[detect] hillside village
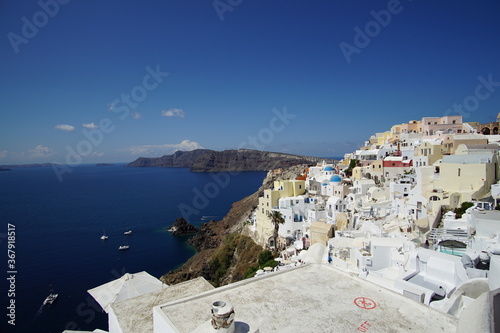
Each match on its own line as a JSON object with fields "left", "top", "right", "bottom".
{"left": 73, "top": 114, "right": 500, "bottom": 333}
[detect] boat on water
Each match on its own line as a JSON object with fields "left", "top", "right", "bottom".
{"left": 101, "top": 228, "right": 108, "bottom": 240}
{"left": 43, "top": 290, "right": 58, "bottom": 305}
{"left": 124, "top": 230, "right": 132, "bottom": 235}
{"left": 43, "top": 293, "right": 58, "bottom": 305}
{"left": 118, "top": 245, "right": 130, "bottom": 251}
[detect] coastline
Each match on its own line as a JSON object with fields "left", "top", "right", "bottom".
{"left": 161, "top": 164, "right": 309, "bottom": 286}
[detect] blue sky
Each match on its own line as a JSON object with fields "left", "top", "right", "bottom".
{"left": 1, "top": 0, "right": 500, "bottom": 164}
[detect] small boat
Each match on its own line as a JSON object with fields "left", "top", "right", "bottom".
{"left": 43, "top": 287, "right": 58, "bottom": 305}
{"left": 43, "top": 293, "right": 58, "bottom": 305}
{"left": 118, "top": 245, "right": 129, "bottom": 251}
{"left": 101, "top": 228, "right": 108, "bottom": 240}
{"left": 124, "top": 230, "right": 132, "bottom": 235}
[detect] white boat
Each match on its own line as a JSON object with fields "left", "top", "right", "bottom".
{"left": 124, "top": 230, "right": 132, "bottom": 235}
{"left": 43, "top": 293, "right": 58, "bottom": 305}
{"left": 118, "top": 245, "right": 130, "bottom": 251}
{"left": 101, "top": 228, "right": 108, "bottom": 240}
{"left": 43, "top": 288, "right": 58, "bottom": 305}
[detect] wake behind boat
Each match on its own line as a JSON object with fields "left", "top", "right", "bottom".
{"left": 118, "top": 245, "right": 129, "bottom": 251}
{"left": 124, "top": 230, "right": 132, "bottom": 235}
{"left": 101, "top": 228, "right": 108, "bottom": 240}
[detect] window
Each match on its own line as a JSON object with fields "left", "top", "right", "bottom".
{"left": 299, "top": 185, "right": 302, "bottom": 189}
{"left": 458, "top": 168, "right": 461, "bottom": 177}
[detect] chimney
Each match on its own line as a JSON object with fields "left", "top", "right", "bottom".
{"left": 211, "top": 301, "right": 235, "bottom": 333}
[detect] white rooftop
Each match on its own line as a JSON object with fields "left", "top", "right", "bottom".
{"left": 441, "top": 153, "right": 494, "bottom": 164}
{"left": 110, "top": 277, "right": 214, "bottom": 333}
{"left": 156, "top": 264, "right": 457, "bottom": 332}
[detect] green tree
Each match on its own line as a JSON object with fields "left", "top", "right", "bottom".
{"left": 269, "top": 210, "right": 285, "bottom": 254}
{"left": 344, "top": 159, "right": 359, "bottom": 177}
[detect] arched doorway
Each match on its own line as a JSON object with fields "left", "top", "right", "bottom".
{"left": 482, "top": 127, "right": 491, "bottom": 135}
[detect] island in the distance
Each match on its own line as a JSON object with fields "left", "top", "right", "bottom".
{"left": 0, "top": 163, "right": 57, "bottom": 169}
{"left": 126, "top": 149, "right": 336, "bottom": 172}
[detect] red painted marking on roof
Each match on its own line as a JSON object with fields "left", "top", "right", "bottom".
{"left": 354, "top": 297, "right": 377, "bottom": 310}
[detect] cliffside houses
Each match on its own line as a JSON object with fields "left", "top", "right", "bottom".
{"left": 77, "top": 114, "right": 500, "bottom": 333}
{"left": 246, "top": 114, "right": 500, "bottom": 327}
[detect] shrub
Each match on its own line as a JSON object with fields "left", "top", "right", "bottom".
{"left": 453, "top": 201, "right": 474, "bottom": 218}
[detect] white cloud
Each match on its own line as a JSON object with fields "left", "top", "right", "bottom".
{"left": 83, "top": 122, "right": 98, "bottom": 129}
{"left": 92, "top": 152, "right": 104, "bottom": 157}
{"left": 126, "top": 139, "right": 202, "bottom": 156}
{"left": 28, "top": 145, "right": 53, "bottom": 158}
{"left": 108, "top": 103, "right": 116, "bottom": 111}
{"left": 161, "top": 108, "right": 185, "bottom": 118}
{"left": 0, "top": 150, "right": 7, "bottom": 159}
{"left": 55, "top": 124, "right": 75, "bottom": 132}
{"left": 132, "top": 112, "right": 142, "bottom": 119}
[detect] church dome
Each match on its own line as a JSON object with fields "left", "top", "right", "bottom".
{"left": 324, "top": 166, "right": 334, "bottom": 171}
{"left": 330, "top": 175, "right": 342, "bottom": 183}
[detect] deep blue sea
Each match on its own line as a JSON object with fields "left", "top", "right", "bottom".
{"left": 0, "top": 165, "right": 266, "bottom": 333}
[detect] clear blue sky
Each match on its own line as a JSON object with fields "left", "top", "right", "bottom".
{"left": 1, "top": 0, "right": 500, "bottom": 164}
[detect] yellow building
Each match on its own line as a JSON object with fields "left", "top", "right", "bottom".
{"left": 376, "top": 131, "right": 392, "bottom": 146}
{"left": 254, "top": 180, "right": 306, "bottom": 246}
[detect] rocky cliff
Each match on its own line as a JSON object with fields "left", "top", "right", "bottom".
{"left": 160, "top": 164, "right": 308, "bottom": 286}
{"left": 127, "top": 149, "right": 335, "bottom": 172}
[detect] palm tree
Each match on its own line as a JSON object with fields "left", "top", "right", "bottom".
{"left": 269, "top": 210, "right": 285, "bottom": 254}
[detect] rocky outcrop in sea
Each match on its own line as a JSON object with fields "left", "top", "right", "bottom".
{"left": 167, "top": 217, "right": 199, "bottom": 236}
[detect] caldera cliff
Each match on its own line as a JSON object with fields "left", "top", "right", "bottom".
{"left": 127, "top": 149, "right": 335, "bottom": 172}
{"left": 160, "top": 164, "right": 308, "bottom": 287}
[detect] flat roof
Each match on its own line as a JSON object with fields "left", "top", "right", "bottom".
{"left": 158, "top": 264, "right": 457, "bottom": 332}
{"left": 111, "top": 277, "right": 214, "bottom": 333}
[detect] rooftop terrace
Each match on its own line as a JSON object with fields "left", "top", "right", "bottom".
{"left": 156, "top": 264, "right": 458, "bottom": 332}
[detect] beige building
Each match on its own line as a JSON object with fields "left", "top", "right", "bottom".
{"left": 413, "top": 141, "right": 443, "bottom": 167}
{"left": 442, "top": 134, "right": 488, "bottom": 155}
{"left": 421, "top": 116, "right": 463, "bottom": 136}
{"left": 391, "top": 120, "right": 421, "bottom": 134}
{"left": 368, "top": 159, "right": 384, "bottom": 182}
{"left": 435, "top": 153, "right": 499, "bottom": 206}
